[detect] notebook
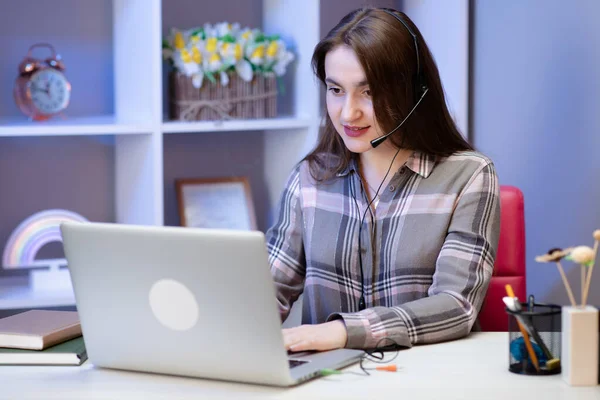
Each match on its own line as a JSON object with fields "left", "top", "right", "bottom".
{"left": 60, "top": 222, "right": 364, "bottom": 386}
{"left": 0, "top": 336, "right": 87, "bottom": 365}
{"left": 0, "top": 310, "right": 81, "bottom": 350}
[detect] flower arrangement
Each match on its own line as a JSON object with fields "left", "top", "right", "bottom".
{"left": 535, "top": 229, "right": 600, "bottom": 307}
{"left": 162, "top": 22, "right": 295, "bottom": 89}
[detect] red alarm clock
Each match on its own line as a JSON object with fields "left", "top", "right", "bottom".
{"left": 13, "top": 43, "right": 71, "bottom": 121}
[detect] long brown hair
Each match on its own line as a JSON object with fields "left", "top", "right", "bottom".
{"left": 305, "top": 7, "right": 473, "bottom": 181}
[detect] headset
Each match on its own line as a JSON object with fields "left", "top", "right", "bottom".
{"left": 352, "top": 9, "right": 428, "bottom": 311}
{"left": 370, "top": 8, "right": 429, "bottom": 149}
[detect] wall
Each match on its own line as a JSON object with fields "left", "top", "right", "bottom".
{"left": 471, "top": 0, "right": 600, "bottom": 306}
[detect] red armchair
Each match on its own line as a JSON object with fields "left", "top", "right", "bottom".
{"left": 478, "top": 185, "right": 527, "bottom": 331}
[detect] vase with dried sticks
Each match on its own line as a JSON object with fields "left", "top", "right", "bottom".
{"left": 534, "top": 229, "right": 600, "bottom": 386}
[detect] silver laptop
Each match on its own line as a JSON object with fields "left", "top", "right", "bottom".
{"left": 60, "top": 222, "right": 363, "bottom": 386}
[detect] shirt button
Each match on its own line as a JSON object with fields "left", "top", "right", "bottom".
{"left": 389, "top": 185, "right": 395, "bottom": 192}
{"left": 400, "top": 168, "right": 405, "bottom": 174}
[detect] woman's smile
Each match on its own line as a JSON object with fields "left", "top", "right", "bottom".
{"left": 343, "top": 125, "right": 371, "bottom": 137}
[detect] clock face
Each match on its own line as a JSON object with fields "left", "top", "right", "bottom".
{"left": 27, "top": 68, "right": 71, "bottom": 115}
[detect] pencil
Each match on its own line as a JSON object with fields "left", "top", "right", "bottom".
{"left": 505, "top": 284, "right": 540, "bottom": 372}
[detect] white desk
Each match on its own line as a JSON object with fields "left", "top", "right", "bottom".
{"left": 1, "top": 333, "right": 598, "bottom": 399}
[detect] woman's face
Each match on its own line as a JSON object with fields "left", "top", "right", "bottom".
{"left": 325, "top": 45, "right": 384, "bottom": 154}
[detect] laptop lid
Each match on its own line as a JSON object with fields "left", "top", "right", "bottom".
{"left": 60, "top": 222, "right": 362, "bottom": 386}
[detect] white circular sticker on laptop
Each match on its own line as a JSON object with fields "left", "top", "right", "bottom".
{"left": 149, "top": 279, "right": 199, "bottom": 331}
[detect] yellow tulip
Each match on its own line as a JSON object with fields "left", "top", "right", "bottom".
{"left": 251, "top": 45, "right": 265, "bottom": 60}
{"left": 234, "top": 43, "right": 242, "bottom": 61}
{"left": 267, "top": 41, "right": 278, "bottom": 58}
{"left": 181, "top": 49, "right": 192, "bottom": 63}
{"left": 192, "top": 47, "right": 202, "bottom": 64}
{"left": 206, "top": 37, "right": 218, "bottom": 53}
{"left": 174, "top": 32, "right": 185, "bottom": 49}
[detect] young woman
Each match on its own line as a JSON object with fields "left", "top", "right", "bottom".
{"left": 266, "top": 7, "right": 500, "bottom": 352}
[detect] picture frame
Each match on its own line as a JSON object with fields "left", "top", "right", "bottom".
{"left": 175, "top": 177, "right": 257, "bottom": 231}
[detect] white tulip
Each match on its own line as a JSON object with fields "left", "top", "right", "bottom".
{"left": 235, "top": 59, "right": 253, "bottom": 82}
{"left": 192, "top": 73, "right": 204, "bottom": 89}
{"left": 220, "top": 71, "right": 229, "bottom": 86}
{"left": 273, "top": 51, "right": 294, "bottom": 76}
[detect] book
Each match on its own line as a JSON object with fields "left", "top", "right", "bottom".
{"left": 0, "top": 310, "right": 81, "bottom": 350}
{"left": 0, "top": 336, "right": 87, "bottom": 365}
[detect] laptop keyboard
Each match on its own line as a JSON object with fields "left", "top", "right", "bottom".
{"left": 288, "top": 359, "right": 309, "bottom": 368}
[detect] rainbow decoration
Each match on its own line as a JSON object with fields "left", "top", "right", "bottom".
{"left": 2, "top": 209, "right": 88, "bottom": 269}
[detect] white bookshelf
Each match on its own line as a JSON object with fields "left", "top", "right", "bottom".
{"left": 0, "top": 0, "right": 321, "bottom": 226}
{"left": 0, "top": 279, "right": 75, "bottom": 310}
{"left": 0, "top": 0, "right": 469, "bottom": 311}
{"left": 0, "top": 116, "right": 152, "bottom": 136}
{"left": 0, "top": 0, "right": 321, "bottom": 310}
{"left": 162, "top": 116, "right": 312, "bottom": 134}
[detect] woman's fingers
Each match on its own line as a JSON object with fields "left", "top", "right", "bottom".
{"left": 283, "top": 327, "right": 313, "bottom": 351}
{"left": 282, "top": 328, "right": 300, "bottom": 350}
{"left": 281, "top": 322, "right": 346, "bottom": 352}
{"left": 288, "top": 340, "right": 311, "bottom": 352}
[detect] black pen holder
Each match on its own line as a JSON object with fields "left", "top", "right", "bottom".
{"left": 506, "top": 302, "right": 562, "bottom": 375}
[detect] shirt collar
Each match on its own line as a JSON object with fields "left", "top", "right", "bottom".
{"left": 405, "top": 150, "right": 436, "bottom": 179}
{"left": 336, "top": 157, "right": 358, "bottom": 177}
{"left": 336, "top": 150, "right": 437, "bottom": 178}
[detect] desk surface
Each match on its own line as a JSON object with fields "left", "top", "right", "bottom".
{"left": 1, "top": 332, "right": 598, "bottom": 399}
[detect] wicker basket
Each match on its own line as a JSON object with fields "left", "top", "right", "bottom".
{"left": 168, "top": 72, "right": 278, "bottom": 121}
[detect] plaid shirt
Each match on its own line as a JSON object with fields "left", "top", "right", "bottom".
{"left": 266, "top": 150, "right": 500, "bottom": 349}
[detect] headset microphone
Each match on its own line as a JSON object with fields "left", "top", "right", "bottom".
{"left": 369, "top": 87, "right": 428, "bottom": 149}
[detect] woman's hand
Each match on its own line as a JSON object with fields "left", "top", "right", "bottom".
{"left": 282, "top": 320, "right": 348, "bottom": 352}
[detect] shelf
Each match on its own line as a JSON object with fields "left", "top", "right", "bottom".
{"left": 162, "top": 116, "right": 312, "bottom": 134}
{"left": 0, "top": 116, "right": 153, "bottom": 137}
{"left": 0, "top": 278, "right": 75, "bottom": 310}
{"left": 0, "top": 116, "right": 314, "bottom": 136}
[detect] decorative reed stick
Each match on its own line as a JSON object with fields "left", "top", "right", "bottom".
{"left": 581, "top": 264, "right": 586, "bottom": 305}
{"left": 567, "top": 246, "right": 595, "bottom": 307}
{"left": 535, "top": 248, "right": 576, "bottom": 307}
{"left": 556, "top": 260, "right": 577, "bottom": 308}
{"left": 582, "top": 230, "right": 600, "bottom": 306}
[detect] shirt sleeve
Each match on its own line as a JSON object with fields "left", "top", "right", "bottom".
{"left": 327, "top": 161, "right": 501, "bottom": 349}
{"left": 265, "top": 166, "right": 306, "bottom": 322}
